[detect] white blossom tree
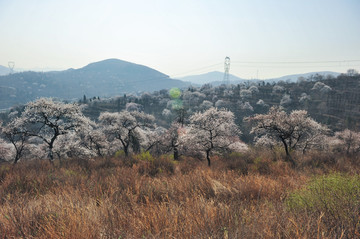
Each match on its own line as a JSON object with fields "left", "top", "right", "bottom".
{"left": 1, "top": 118, "right": 29, "bottom": 164}
{"left": 334, "top": 129, "right": 360, "bottom": 155}
{"left": 248, "top": 85, "right": 259, "bottom": 94}
{"left": 199, "top": 100, "right": 213, "bottom": 111}
{"left": 246, "top": 106, "right": 328, "bottom": 166}
{"left": 312, "top": 81, "right": 332, "bottom": 93}
{"left": 78, "top": 125, "right": 110, "bottom": 157}
{"left": 99, "top": 111, "right": 155, "bottom": 157}
{"left": 280, "top": 94, "right": 292, "bottom": 106}
{"left": 53, "top": 132, "right": 95, "bottom": 160}
{"left": 0, "top": 137, "right": 13, "bottom": 162}
{"left": 187, "top": 107, "right": 241, "bottom": 166}
{"left": 272, "top": 85, "right": 285, "bottom": 94}
{"left": 240, "top": 89, "right": 252, "bottom": 99}
{"left": 299, "top": 93, "right": 311, "bottom": 103}
{"left": 125, "top": 102, "right": 143, "bottom": 112}
{"left": 141, "top": 126, "right": 167, "bottom": 155}
{"left": 240, "top": 101, "right": 254, "bottom": 111}
{"left": 157, "top": 122, "right": 187, "bottom": 160}
{"left": 18, "top": 98, "right": 91, "bottom": 162}
{"left": 256, "top": 99, "right": 267, "bottom": 107}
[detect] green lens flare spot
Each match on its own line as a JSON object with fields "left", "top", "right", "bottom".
{"left": 169, "top": 88, "right": 181, "bottom": 99}
{"left": 171, "top": 99, "right": 183, "bottom": 110}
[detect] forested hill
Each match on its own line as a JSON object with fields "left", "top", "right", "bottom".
{"left": 1, "top": 71, "right": 359, "bottom": 143}
{"left": 0, "top": 59, "right": 189, "bottom": 110}
{"left": 73, "top": 72, "right": 359, "bottom": 140}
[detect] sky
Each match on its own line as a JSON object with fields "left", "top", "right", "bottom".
{"left": 1, "top": 0, "right": 360, "bottom": 79}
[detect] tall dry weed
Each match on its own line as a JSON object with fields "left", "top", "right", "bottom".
{"left": 0, "top": 153, "right": 358, "bottom": 238}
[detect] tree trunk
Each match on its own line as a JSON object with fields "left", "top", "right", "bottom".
{"left": 285, "top": 154, "right": 296, "bottom": 168}
{"left": 123, "top": 146, "right": 129, "bottom": 157}
{"left": 281, "top": 138, "right": 290, "bottom": 156}
{"left": 173, "top": 147, "right": 179, "bottom": 161}
{"left": 13, "top": 154, "right": 20, "bottom": 164}
{"left": 48, "top": 147, "right": 54, "bottom": 162}
{"left": 281, "top": 138, "right": 296, "bottom": 167}
{"left": 206, "top": 149, "right": 211, "bottom": 167}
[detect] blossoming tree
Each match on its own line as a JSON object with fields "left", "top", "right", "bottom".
{"left": 187, "top": 107, "right": 241, "bottom": 166}
{"left": 99, "top": 110, "right": 155, "bottom": 156}
{"left": 16, "top": 98, "right": 91, "bottom": 162}
{"left": 246, "top": 106, "right": 328, "bottom": 166}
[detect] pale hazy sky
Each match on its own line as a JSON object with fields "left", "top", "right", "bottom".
{"left": 1, "top": 0, "right": 360, "bottom": 79}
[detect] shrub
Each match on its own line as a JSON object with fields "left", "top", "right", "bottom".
{"left": 224, "top": 152, "right": 248, "bottom": 175}
{"left": 137, "top": 153, "right": 175, "bottom": 177}
{"left": 299, "top": 151, "right": 336, "bottom": 169}
{"left": 134, "top": 151, "right": 154, "bottom": 162}
{"left": 114, "top": 150, "right": 125, "bottom": 158}
{"left": 251, "top": 157, "right": 271, "bottom": 175}
{"left": 178, "top": 156, "right": 201, "bottom": 174}
{"left": 286, "top": 173, "right": 360, "bottom": 235}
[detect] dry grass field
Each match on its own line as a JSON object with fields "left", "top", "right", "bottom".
{"left": 0, "top": 150, "right": 359, "bottom": 238}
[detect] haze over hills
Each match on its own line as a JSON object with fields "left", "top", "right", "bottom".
{"left": 268, "top": 71, "right": 341, "bottom": 83}
{"left": 0, "top": 58, "right": 344, "bottom": 110}
{"left": 0, "top": 65, "right": 11, "bottom": 76}
{"left": 0, "top": 59, "right": 189, "bottom": 110}
{"left": 178, "top": 71, "right": 247, "bottom": 85}
{"left": 179, "top": 71, "right": 341, "bottom": 86}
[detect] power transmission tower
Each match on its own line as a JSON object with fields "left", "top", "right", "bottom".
{"left": 8, "top": 61, "right": 15, "bottom": 74}
{"left": 223, "top": 56, "right": 230, "bottom": 84}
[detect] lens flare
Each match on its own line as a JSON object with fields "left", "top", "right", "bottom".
{"left": 169, "top": 88, "right": 181, "bottom": 99}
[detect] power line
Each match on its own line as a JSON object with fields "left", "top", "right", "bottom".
{"left": 232, "top": 60, "right": 360, "bottom": 64}
{"left": 230, "top": 64, "right": 360, "bottom": 69}
{"left": 169, "top": 62, "right": 223, "bottom": 78}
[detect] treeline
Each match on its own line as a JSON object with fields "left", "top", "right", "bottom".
{"left": 0, "top": 97, "right": 359, "bottom": 166}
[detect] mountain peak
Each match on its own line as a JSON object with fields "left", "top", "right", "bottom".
{"left": 81, "top": 58, "right": 136, "bottom": 70}
{"left": 0, "top": 59, "right": 188, "bottom": 109}
{"left": 79, "top": 58, "right": 169, "bottom": 78}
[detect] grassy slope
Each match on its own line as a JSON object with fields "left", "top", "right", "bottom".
{"left": 0, "top": 151, "right": 359, "bottom": 238}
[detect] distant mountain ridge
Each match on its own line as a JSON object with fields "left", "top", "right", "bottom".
{"left": 0, "top": 59, "right": 189, "bottom": 110}
{"left": 178, "top": 71, "right": 247, "bottom": 85}
{"left": 0, "top": 65, "right": 10, "bottom": 76}
{"left": 268, "top": 71, "right": 341, "bottom": 83}
{"left": 0, "top": 58, "right": 343, "bottom": 110}
{"left": 179, "top": 71, "right": 341, "bottom": 85}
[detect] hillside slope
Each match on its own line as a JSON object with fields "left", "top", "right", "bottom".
{"left": 179, "top": 71, "right": 340, "bottom": 85}
{"left": 0, "top": 65, "right": 10, "bottom": 76}
{"left": 0, "top": 59, "right": 189, "bottom": 109}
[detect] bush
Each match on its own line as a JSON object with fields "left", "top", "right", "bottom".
{"left": 134, "top": 151, "right": 154, "bottom": 162}
{"left": 251, "top": 157, "right": 271, "bottom": 175}
{"left": 286, "top": 173, "right": 360, "bottom": 235}
{"left": 299, "top": 151, "right": 336, "bottom": 169}
{"left": 224, "top": 152, "right": 248, "bottom": 175}
{"left": 137, "top": 153, "right": 175, "bottom": 177}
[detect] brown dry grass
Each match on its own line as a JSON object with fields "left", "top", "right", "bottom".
{"left": 0, "top": 152, "right": 359, "bottom": 238}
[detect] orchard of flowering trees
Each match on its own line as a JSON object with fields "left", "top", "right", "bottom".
{"left": 0, "top": 97, "right": 359, "bottom": 166}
